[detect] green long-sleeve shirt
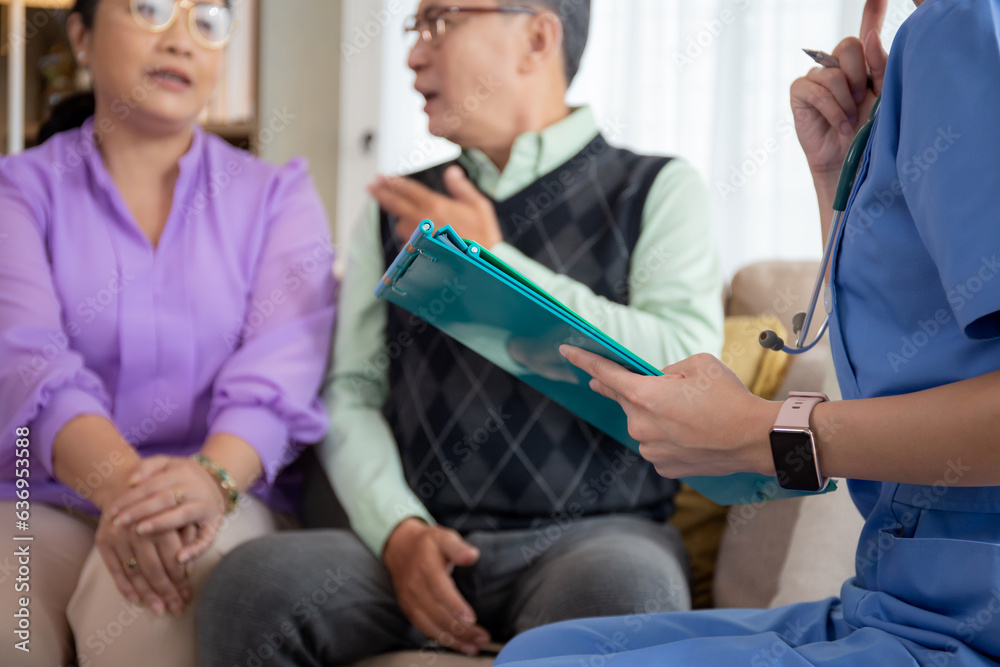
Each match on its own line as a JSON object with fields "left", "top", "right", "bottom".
{"left": 321, "top": 106, "right": 724, "bottom": 556}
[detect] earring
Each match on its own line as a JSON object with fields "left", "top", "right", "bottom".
{"left": 77, "top": 52, "right": 86, "bottom": 65}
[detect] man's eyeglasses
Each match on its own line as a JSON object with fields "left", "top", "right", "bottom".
{"left": 130, "top": 0, "right": 235, "bottom": 50}
{"left": 404, "top": 6, "right": 537, "bottom": 46}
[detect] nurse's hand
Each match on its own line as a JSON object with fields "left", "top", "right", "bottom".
{"left": 790, "top": 0, "right": 889, "bottom": 194}
{"left": 560, "top": 346, "right": 780, "bottom": 480}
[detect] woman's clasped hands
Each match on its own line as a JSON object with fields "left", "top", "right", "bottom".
{"left": 94, "top": 455, "right": 231, "bottom": 617}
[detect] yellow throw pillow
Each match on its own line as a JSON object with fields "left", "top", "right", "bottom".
{"left": 722, "top": 315, "right": 791, "bottom": 401}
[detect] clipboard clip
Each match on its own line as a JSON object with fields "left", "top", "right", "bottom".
{"left": 404, "top": 241, "right": 438, "bottom": 263}
{"left": 381, "top": 274, "right": 409, "bottom": 297}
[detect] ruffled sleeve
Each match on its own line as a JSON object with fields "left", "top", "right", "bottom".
{"left": 0, "top": 157, "right": 112, "bottom": 476}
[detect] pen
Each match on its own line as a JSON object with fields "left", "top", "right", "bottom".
{"left": 803, "top": 48, "right": 874, "bottom": 90}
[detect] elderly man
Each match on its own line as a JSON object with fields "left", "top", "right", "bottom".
{"left": 198, "top": 1, "right": 722, "bottom": 664}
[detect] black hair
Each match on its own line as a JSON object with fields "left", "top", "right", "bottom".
{"left": 72, "top": 0, "right": 99, "bottom": 28}
{"left": 38, "top": 0, "right": 230, "bottom": 143}
{"left": 35, "top": 1, "right": 99, "bottom": 141}
{"left": 35, "top": 92, "right": 97, "bottom": 144}
{"left": 503, "top": 0, "right": 591, "bottom": 86}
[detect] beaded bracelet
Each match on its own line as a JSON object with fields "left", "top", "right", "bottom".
{"left": 192, "top": 454, "right": 239, "bottom": 514}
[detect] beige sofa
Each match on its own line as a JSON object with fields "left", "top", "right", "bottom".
{"left": 338, "top": 261, "right": 865, "bottom": 667}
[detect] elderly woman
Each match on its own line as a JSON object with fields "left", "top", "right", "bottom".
{"left": 0, "top": 1, "right": 335, "bottom": 664}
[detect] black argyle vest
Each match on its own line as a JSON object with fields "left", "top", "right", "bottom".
{"left": 379, "top": 135, "right": 679, "bottom": 533}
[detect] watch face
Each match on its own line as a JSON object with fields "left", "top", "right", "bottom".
{"left": 770, "top": 430, "right": 824, "bottom": 492}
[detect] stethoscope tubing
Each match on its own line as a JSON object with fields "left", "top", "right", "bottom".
{"left": 765, "top": 97, "right": 882, "bottom": 356}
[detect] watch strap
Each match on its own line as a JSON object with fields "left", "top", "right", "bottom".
{"left": 774, "top": 391, "right": 829, "bottom": 431}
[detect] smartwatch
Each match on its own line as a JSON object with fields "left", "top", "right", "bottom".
{"left": 769, "top": 391, "right": 829, "bottom": 492}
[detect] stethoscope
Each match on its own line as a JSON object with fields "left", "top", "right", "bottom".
{"left": 759, "top": 95, "right": 881, "bottom": 354}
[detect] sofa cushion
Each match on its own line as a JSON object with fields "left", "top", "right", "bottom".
{"left": 352, "top": 651, "right": 496, "bottom": 667}
{"left": 714, "top": 484, "right": 864, "bottom": 609}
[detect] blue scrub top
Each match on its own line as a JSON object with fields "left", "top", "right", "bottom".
{"left": 493, "top": 3, "right": 1000, "bottom": 664}
{"left": 827, "top": 0, "right": 1000, "bottom": 657}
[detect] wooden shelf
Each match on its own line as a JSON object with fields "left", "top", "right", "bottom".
{"left": 4, "top": 2, "right": 259, "bottom": 155}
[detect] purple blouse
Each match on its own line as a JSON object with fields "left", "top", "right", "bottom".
{"left": 0, "top": 118, "right": 336, "bottom": 515}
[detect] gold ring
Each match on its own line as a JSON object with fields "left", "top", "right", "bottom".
{"left": 173, "top": 488, "right": 184, "bottom": 505}
{"left": 124, "top": 557, "right": 138, "bottom": 570}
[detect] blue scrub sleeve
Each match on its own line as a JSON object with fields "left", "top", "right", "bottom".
{"left": 897, "top": 0, "right": 1000, "bottom": 340}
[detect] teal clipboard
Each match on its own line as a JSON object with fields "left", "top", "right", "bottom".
{"left": 376, "top": 220, "right": 835, "bottom": 506}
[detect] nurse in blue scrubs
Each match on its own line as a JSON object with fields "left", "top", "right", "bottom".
{"left": 494, "top": 0, "right": 1000, "bottom": 664}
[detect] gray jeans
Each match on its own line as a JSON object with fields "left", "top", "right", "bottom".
{"left": 196, "top": 514, "right": 690, "bottom": 667}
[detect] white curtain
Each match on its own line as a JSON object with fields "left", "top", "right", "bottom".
{"left": 376, "top": 0, "right": 916, "bottom": 278}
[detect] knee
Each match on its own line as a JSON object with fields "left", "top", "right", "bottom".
{"left": 597, "top": 543, "right": 691, "bottom": 614}
{"left": 198, "top": 536, "right": 301, "bottom": 625}
{"left": 199, "top": 531, "right": 376, "bottom": 626}
{"left": 540, "top": 539, "right": 691, "bottom": 617}
{"left": 202, "top": 536, "right": 279, "bottom": 594}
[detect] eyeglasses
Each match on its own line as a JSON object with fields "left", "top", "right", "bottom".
{"left": 404, "top": 5, "right": 537, "bottom": 46}
{"left": 130, "top": 0, "right": 235, "bottom": 50}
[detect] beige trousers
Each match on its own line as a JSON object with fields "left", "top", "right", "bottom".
{"left": 0, "top": 496, "right": 285, "bottom": 666}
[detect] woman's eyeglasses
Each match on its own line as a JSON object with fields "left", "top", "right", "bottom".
{"left": 404, "top": 6, "right": 537, "bottom": 46}
{"left": 130, "top": 0, "right": 235, "bottom": 50}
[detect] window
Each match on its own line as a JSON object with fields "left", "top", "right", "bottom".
{"left": 373, "top": 0, "right": 916, "bottom": 277}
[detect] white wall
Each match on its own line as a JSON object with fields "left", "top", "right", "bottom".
{"left": 258, "top": 0, "right": 342, "bottom": 231}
